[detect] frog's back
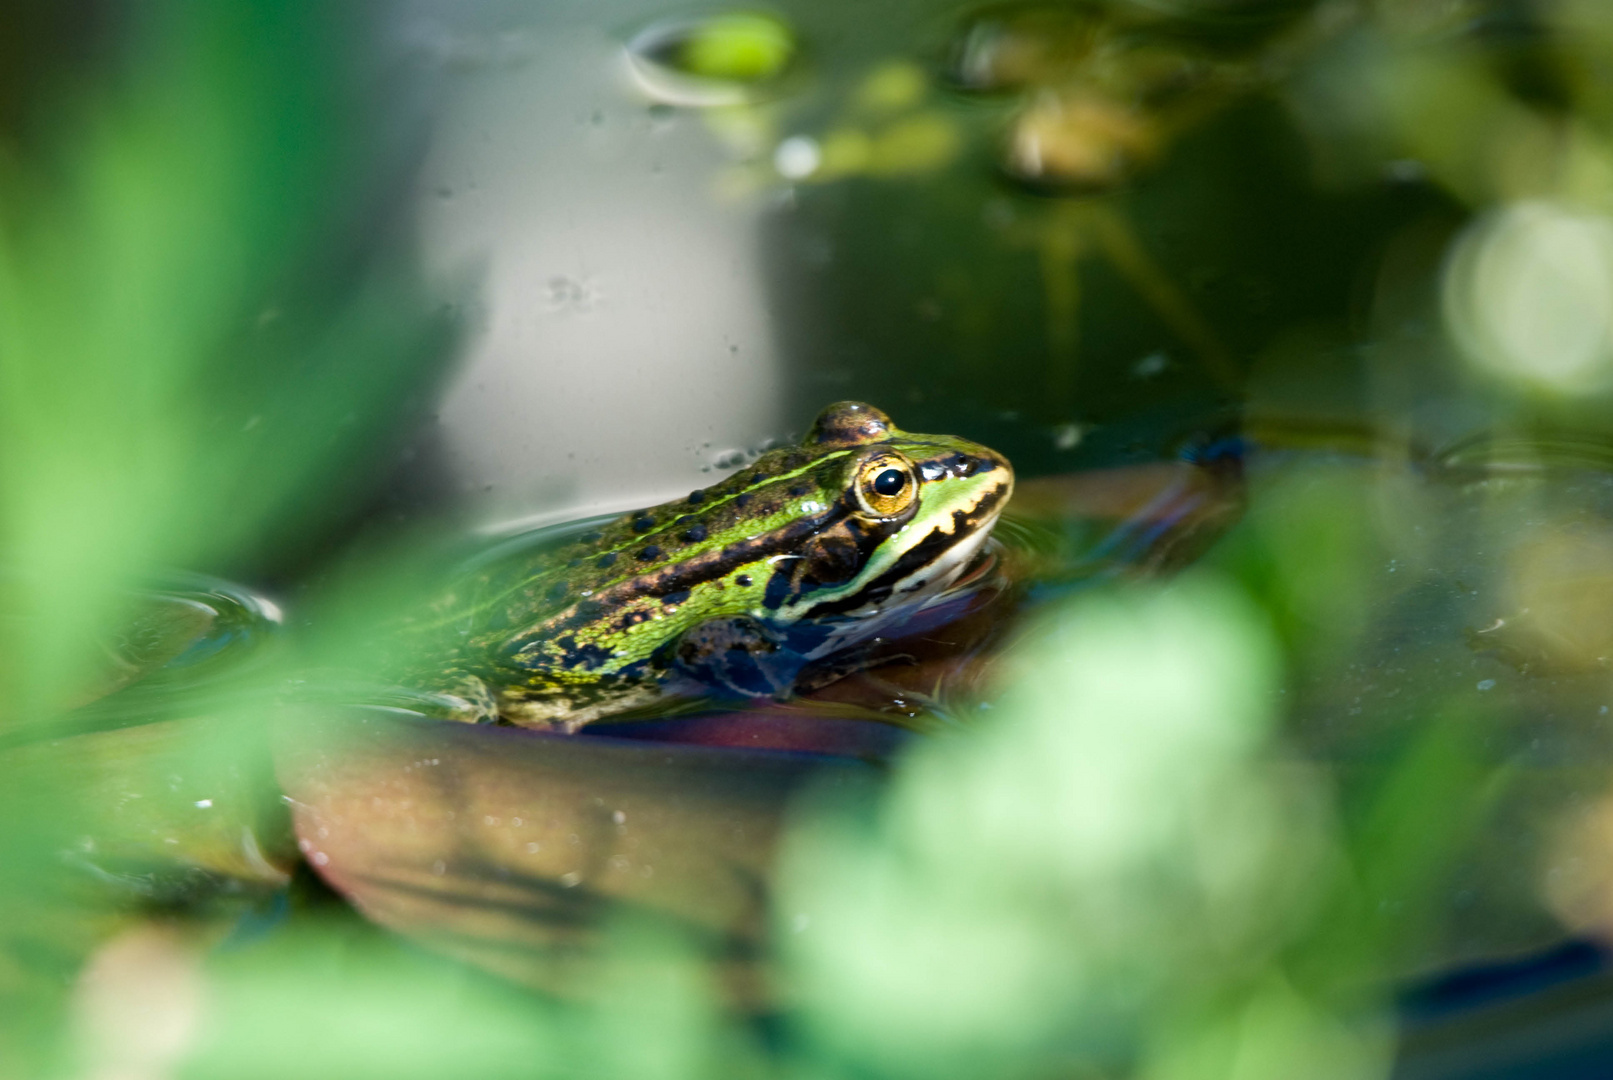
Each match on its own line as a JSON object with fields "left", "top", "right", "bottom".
{"left": 444, "top": 443, "right": 845, "bottom": 669}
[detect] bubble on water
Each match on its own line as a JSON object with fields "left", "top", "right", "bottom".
{"left": 547, "top": 275, "right": 602, "bottom": 313}
{"left": 1444, "top": 201, "right": 1613, "bottom": 393}
{"left": 1132, "top": 351, "right": 1169, "bottom": 378}
{"left": 625, "top": 12, "right": 798, "bottom": 108}
{"left": 775, "top": 135, "right": 822, "bottom": 179}
{"left": 1477, "top": 679, "right": 1497, "bottom": 691}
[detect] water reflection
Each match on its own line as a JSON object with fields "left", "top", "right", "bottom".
{"left": 945, "top": 3, "right": 1257, "bottom": 191}
{"left": 0, "top": 575, "right": 282, "bottom": 748}
{"left": 412, "top": 7, "right": 788, "bottom": 527}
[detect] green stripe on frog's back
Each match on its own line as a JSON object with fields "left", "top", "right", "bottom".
{"left": 428, "top": 445, "right": 858, "bottom": 634}
{"left": 472, "top": 445, "right": 868, "bottom": 671}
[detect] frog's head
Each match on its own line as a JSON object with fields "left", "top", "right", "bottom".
{"left": 761, "top": 400, "right": 1014, "bottom": 629}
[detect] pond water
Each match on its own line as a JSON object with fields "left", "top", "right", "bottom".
{"left": 10, "top": 2, "right": 1613, "bottom": 1079}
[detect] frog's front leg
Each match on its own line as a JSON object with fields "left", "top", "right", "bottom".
{"left": 672, "top": 616, "right": 808, "bottom": 700}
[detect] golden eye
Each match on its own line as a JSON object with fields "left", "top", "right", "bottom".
{"left": 854, "top": 453, "right": 917, "bottom": 517}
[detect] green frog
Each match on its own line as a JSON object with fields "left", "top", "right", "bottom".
{"left": 403, "top": 401, "right": 1013, "bottom": 730}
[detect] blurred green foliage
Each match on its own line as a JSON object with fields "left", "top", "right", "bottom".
{"left": 0, "top": 3, "right": 449, "bottom": 1076}
{"left": 0, "top": 2, "right": 447, "bottom": 718}
{"left": 779, "top": 580, "right": 1337, "bottom": 1078}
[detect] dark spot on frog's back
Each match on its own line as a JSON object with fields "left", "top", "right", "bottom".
{"left": 661, "top": 589, "right": 691, "bottom": 606}
{"left": 576, "top": 530, "right": 603, "bottom": 545}
{"left": 564, "top": 641, "right": 615, "bottom": 670}
{"left": 632, "top": 514, "right": 655, "bottom": 533}
{"left": 802, "top": 532, "right": 861, "bottom": 585}
{"left": 558, "top": 599, "right": 605, "bottom": 631}
{"left": 637, "top": 545, "right": 661, "bottom": 561}
{"left": 688, "top": 489, "right": 707, "bottom": 505}
{"left": 545, "top": 581, "right": 568, "bottom": 602}
{"left": 596, "top": 552, "right": 617, "bottom": 570}
{"left": 617, "top": 659, "right": 653, "bottom": 683}
{"left": 681, "top": 522, "right": 707, "bottom": 543}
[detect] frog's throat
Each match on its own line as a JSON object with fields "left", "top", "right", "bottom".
{"left": 798, "top": 504, "right": 1006, "bottom": 660}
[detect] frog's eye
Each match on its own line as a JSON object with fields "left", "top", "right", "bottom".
{"left": 854, "top": 453, "right": 917, "bottom": 517}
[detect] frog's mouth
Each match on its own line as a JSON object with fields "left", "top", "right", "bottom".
{"left": 801, "top": 503, "right": 1009, "bottom": 659}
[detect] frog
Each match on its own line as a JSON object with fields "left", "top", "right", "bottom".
{"left": 400, "top": 401, "right": 1014, "bottom": 731}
